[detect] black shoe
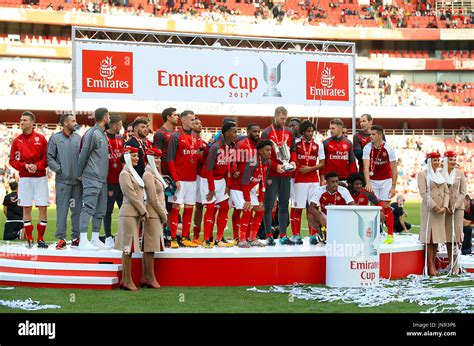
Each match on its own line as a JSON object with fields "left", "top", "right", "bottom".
{"left": 37, "top": 240, "right": 48, "bottom": 249}
{"left": 266, "top": 236, "right": 276, "bottom": 246}
{"left": 71, "top": 238, "right": 80, "bottom": 247}
{"left": 26, "top": 240, "right": 34, "bottom": 249}
{"left": 279, "top": 236, "right": 296, "bottom": 246}
{"left": 164, "top": 238, "right": 171, "bottom": 248}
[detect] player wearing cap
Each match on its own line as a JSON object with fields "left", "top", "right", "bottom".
{"left": 167, "top": 110, "right": 200, "bottom": 248}
{"left": 9, "top": 111, "right": 49, "bottom": 248}
{"left": 290, "top": 120, "right": 325, "bottom": 245}
{"left": 363, "top": 125, "right": 397, "bottom": 244}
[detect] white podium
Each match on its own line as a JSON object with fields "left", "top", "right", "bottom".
{"left": 325, "top": 206, "right": 382, "bottom": 288}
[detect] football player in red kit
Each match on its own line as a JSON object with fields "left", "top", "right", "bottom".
{"left": 167, "top": 110, "right": 200, "bottom": 249}
{"left": 230, "top": 123, "right": 260, "bottom": 245}
{"left": 290, "top": 120, "right": 325, "bottom": 245}
{"left": 261, "top": 106, "right": 297, "bottom": 246}
{"left": 363, "top": 125, "right": 397, "bottom": 244}
{"left": 201, "top": 122, "right": 237, "bottom": 248}
{"left": 321, "top": 118, "right": 356, "bottom": 185}
{"left": 308, "top": 172, "right": 355, "bottom": 244}
{"left": 347, "top": 173, "right": 386, "bottom": 223}
{"left": 191, "top": 117, "right": 209, "bottom": 245}
{"left": 9, "top": 111, "right": 49, "bottom": 248}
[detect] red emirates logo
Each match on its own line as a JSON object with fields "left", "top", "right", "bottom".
{"left": 305, "top": 62, "right": 349, "bottom": 101}
{"left": 82, "top": 50, "right": 133, "bottom": 94}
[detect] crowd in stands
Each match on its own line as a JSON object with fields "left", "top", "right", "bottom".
{"left": 3, "top": 0, "right": 469, "bottom": 28}
{"left": 356, "top": 74, "right": 473, "bottom": 107}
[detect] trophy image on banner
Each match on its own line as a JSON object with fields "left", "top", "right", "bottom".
{"left": 354, "top": 210, "right": 379, "bottom": 257}
{"left": 271, "top": 140, "right": 294, "bottom": 172}
{"left": 260, "top": 59, "right": 284, "bottom": 97}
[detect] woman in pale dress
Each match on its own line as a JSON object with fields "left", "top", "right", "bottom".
{"left": 114, "top": 146, "right": 148, "bottom": 291}
{"left": 417, "top": 152, "right": 450, "bottom": 276}
{"left": 141, "top": 148, "right": 168, "bottom": 289}
{"left": 441, "top": 151, "right": 467, "bottom": 274}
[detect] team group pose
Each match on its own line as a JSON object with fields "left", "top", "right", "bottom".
{"left": 9, "top": 106, "right": 465, "bottom": 264}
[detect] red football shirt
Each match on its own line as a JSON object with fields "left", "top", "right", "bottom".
{"left": 322, "top": 136, "right": 356, "bottom": 180}
{"left": 153, "top": 126, "right": 175, "bottom": 175}
{"left": 9, "top": 130, "right": 48, "bottom": 178}
{"left": 311, "top": 186, "right": 354, "bottom": 214}
{"left": 167, "top": 129, "right": 199, "bottom": 182}
{"left": 106, "top": 132, "right": 124, "bottom": 184}
{"left": 294, "top": 138, "right": 325, "bottom": 183}
{"left": 260, "top": 123, "right": 296, "bottom": 178}
{"left": 362, "top": 142, "right": 396, "bottom": 181}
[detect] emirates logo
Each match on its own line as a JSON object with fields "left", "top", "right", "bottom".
{"left": 320, "top": 67, "right": 335, "bottom": 88}
{"left": 100, "top": 57, "right": 117, "bottom": 80}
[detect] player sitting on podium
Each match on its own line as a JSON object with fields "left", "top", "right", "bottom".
{"left": 307, "top": 171, "right": 355, "bottom": 245}
{"left": 347, "top": 173, "right": 385, "bottom": 224}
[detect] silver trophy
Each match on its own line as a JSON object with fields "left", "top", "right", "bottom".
{"left": 271, "top": 140, "right": 294, "bottom": 172}
{"left": 354, "top": 211, "right": 379, "bottom": 257}
{"left": 260, "top": 59, "right": 283, "bottom": 97}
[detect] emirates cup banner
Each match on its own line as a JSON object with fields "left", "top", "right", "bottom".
{"left": 75, "top": 43, "right": 354, "bottom": 106}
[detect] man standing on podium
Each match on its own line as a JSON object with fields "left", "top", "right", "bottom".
{"left": 261, "top": 106, "right": 297, "bottom": 246}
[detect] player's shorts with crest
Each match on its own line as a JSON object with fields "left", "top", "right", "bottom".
{"left": 199, "top": 177, "right": 229, "bottom": 204}
{"left": 370, "top": 178, "right": 392, "bottom": 201}
{"left": 292, "top": 182, "right": 320, "bottom": 208}
{"left": 168, "top": 180, "right": 197, "bottom": 205}
{"left": 18, "top": 176, "right": 49, "bottom": 207}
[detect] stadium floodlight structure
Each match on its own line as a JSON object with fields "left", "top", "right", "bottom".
{"left": 72, "top": 26, "right": 357, "bottom": 133}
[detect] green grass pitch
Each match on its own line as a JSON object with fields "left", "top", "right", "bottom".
{"left": 1, "top": 202, "right": 472, "bottom": 313}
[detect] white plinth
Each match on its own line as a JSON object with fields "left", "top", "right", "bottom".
{"left": 325, "top": 205, "right": 382, "bottom": 288}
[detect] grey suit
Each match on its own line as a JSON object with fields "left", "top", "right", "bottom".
{"left": 47, "top": 131, "right": 82, "bottom": 240}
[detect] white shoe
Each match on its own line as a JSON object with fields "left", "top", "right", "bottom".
{"left": 77, "top": 238, "right": 99, "bottom": 251}
{"left": 91, "top": 239, "right": 110, "bottom": 250}
{"left": 105, "top": 236, "right": 115, "bottom": 248}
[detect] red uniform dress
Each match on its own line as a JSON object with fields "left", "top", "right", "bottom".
{"left": 322, "top": 136, "right": 357, "bottom": 181}
{"left": 167, "top": 129, "right": 199, "bottom": 240}
{"left": 153, "top": 127, "right": 175, "bottom": 176}
{"left": 311, "top": 186, "right": 354, "bottom": 214}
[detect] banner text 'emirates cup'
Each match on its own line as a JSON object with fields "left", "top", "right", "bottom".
{"left": 76, "top": 43, "right": 354, "bottom": 106}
